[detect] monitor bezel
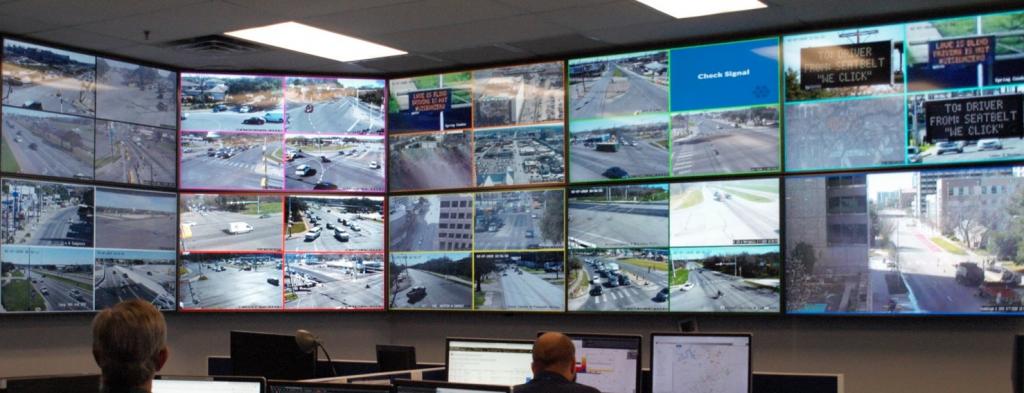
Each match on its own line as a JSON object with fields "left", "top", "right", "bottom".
{"left": 390, "top": 378, "right": 512, "bottom": 393}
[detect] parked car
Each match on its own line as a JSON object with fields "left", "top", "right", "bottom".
{"left": 602, "top": 166, "right": 629, "bottom": 179}
{"left": 242, "top": 116, "right": 266, "bottom": 125}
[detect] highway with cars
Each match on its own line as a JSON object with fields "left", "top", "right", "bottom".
{"left": 388, "top": 202, "right": 440, "bottom": 252}
{"left": 179, "top": 261, "right": 283, "bottom": 309}
{"left": 2, "top": 113, "right": 94, "bottom": 178}
{"left": 94, "top": 122, "right": 176, "bottom": 187}
{"left": 285, "top": 144, "right": 384, "bottom": 191}
{"left": 571, "top": 65, "right": 667, "bottom": 119}
{"left": 670, "top": 185, "right": 778, "bottom": 247}
{"left": 478, "top": 267, "right": 563, "bottom": 311}
{"left": 14, "top": 268, "right": 94, "bottom": 312}
{"left": 672, "top": 117, "right": 779, "bottom": 175}
{"left": 14, "top": 205, "right": 92, "bottom": 247}
{"left": 570, "top": 137, "right": 669, "bottom": 181}
{"left": 390, "top": 268, "right": 471, "bottom": 309}
{"left": 284, "top": 97, "right": 383, "bottom": 134}
{"left": 94, "top": 262, "right": 175, "bottom": 310}
{"left": 4, "top": 76, "right": 95, "bottom": 116}
{"left": 568, "top": 201, "right": 667, "bottom": 248}
{"left": 180, "top": 142, "right": 284, "bottom": 190}
{"left": 569, "top": 258, "right": 667, "bottom": 312}
{"left": 286, "top": 207, "right": 384, "bottom": 252}
{"left": 669, "top": 262, "right": 778, "bottom": 312}
{"left": 180, "top": 210, "right": 283, "bottom": 251}
{"left": 181, "top": 109, "right": 283, "bottom": 132}
{"left": 286, "top": 264, "right": 384, "bottom": 309}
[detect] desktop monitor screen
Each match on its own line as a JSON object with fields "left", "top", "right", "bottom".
{"left": 377, "top": 345, "right": 417, "bottom": 372}
{"left": 445, "top": 338, "right": 533, "bottom": 386}
{"left": 650, "top": 333, "right": 751, "bottom": 393}
{"left": 391, "top": 379, "right": 511, "bottom": 393}
{"left": 4, "top": 374, "right": 100, "bottom": 393}
{"left": 268, "top": 381, "right": 390, "bottom": 393}
{"left": 231, "top": 331, "right": 317, "bottom": 380}
{"left": 547, "top": 333, "right": 641, "bottom": 393}
{"left": 153, "top": 376, "right": 264, "bottom": 393}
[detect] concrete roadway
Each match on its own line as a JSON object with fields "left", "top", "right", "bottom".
{"left": 181, "top": 262, "right": 282, "bottom": 309}
{"left": 390, "top": 268, "right": 471, "bottom": 309}
{"left": 570, "top": 137, "right": 669, "bottom": 181}
{"left": 286, "top": 209, "right": 384, "bottom": 252}
{"left": 285, "top": 145, "right": 384, "bottom": 191}
{"left": 572, "top": 65, "right": 668, "bottom": 119}
{"left": 94, "top": 263, "right": 175, "bottom": 310}
{"left": 920, "top": 139, "right": 1024, "bottom": 164}
{"left": 670, "top": 263, "right": 779, "bottom": 312}
{"left": 478, "top": 268, "right": 563, "bottom": 311}
{"left": 95, "top": 124, "right": 175, "bottom": 187}
{"left": 28, "top": 268, "right": 93, "bottom": 311}
{"left": 18, "top": 205, "right": 92, "bottom": 247}
{"left": 286, "top": 267, "right": 384, "bottom": 309}
{"left": 181, "top": 109, "right": 284, "bottom": 132}
{"left": 285, "top": 97, "right": 384, "bottom": 134}
{"left": 569, "top": 259, "right": 666, "bottom": 312}
{"left": 95, "top": 67, "right": 176, "bottom": 128}
{"left": 568, "top": 202, "right": 668, "bottom": 248}
{"left": 181, "top": 143, "right": 284, "bottom": 190}
{"left": 672, "top": 118, "right": 779, "bottom": 176}
{"left": 96, "top": 212, "right": 176, "bottom": 251}
{"left": 180, "top": 210, "right": 283, "bottom": 252}
{"left": 4, "top": 75, "right": 94, "bottom": 116}
{"left": 475, "top": 210, "right": 545, "bottom": 251}
{"left": 389, "top": 205, "right": 440, "bottom": 252}
{"left": 2, "top": 113, "right": 93, "bottom": 178}
{"left": 670, "top": 185, "right": 778, "bottom": 247}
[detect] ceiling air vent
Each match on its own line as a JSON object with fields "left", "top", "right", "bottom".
{"left": 161, "top": 35, "right": 264, "bottom": 55}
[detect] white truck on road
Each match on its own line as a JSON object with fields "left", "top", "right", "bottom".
{"left": 227, "top": 222, "right": 254, "bottom": 234}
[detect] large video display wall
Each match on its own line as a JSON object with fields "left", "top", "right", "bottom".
{"left": 5, "top": 8, "right": 1024, "bottom": 316}
{"left": 388, "top": 61, "right": 565, "bottom": 192}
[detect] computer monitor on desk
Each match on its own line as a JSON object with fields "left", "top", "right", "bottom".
{"left": 268, "top": 380, "right": 391, "bottom": 393}
{"left": 445, "top": 338, "right": 533, "bottom": 386}
{"left": 537, "top": 332, "right": 641, "bottom": 393}
{"left": 391, "top": 379, "right": 511, "bottom": 393}
{"left": 377, "top": 345, "right": 417, "bottom": 372}
{"left": 3, "top": 374, "right": 100, "bottom": 393}
{"left": 153, "top": 375, "right": 265, "bottom": 393}
{"left": 650, "top": 333, "right": 751, "bottom": 393}
{"left": 231, "top": 330, "right": 317, "bottom": 380}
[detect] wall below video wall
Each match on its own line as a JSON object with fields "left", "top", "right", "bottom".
{"left": 0, "top": 314, "right": 1019, "bottom": 393}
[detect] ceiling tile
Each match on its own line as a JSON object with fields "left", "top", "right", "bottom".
{"left": 508, "top": 34, "right": 612, "bottom": 56}
{"left": 358, "top": 54, "right": 456, "bottom": 74}
{"left": 26, "top": 28, "right": 138, "bottom": 51}
{"left": 377, "top": 14, "right": 573, "bottom": 53}
{"left": 221, "top": 0, "right": 417, "bottom": 19}
{"left": 494, "top": 0, "right": 620, "bottom": 13}
{"left": 436, "top": 45, "right": 535, "bottom": 64}
{"left": 301, "top": 0, "right": 525, "bottom": 37}
{"left": 538, "top": 1, "right": 671, "bottom": 31}
{"left": 0, "top": 11, "right": 61, "bottom": 34}
{"left": 77, "top": 1, "right": 286, "bottom": 45}
{"left": 0, "top": 0, "right": 207, "bottom": 26}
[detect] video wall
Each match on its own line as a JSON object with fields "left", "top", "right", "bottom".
{"left": 388, "top": 61, "right": 565, "bottom": 192}
{"left": 4, "top": 8, "right": 1024, "bottom": 315}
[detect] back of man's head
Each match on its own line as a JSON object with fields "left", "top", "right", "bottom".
{"left": 92, "top": 299, "right": 168, "bottom": 388}
{"left": 532, "top": 332, "right": 576, "bottom": 379}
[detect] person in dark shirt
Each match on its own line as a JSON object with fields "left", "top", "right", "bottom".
{"left": 513, "top": 332, "right": 600, "bottom": 393}
{"left": 92, "top": 299, "right": 169, "bottom": 393}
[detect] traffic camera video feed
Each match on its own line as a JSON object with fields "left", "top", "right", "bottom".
{"left": 95, "top": 188, "right": 176, "bottom": 251}
{"left": 179, "top": 194, "right": 283, "bottom": 252}
{"left": 95, "top": 57, "right": 176, "bottom": 128}
{"left": 94, "top": 249, "right": 176, "bottom": 311}
{"left": 569, "top": 114, "right": 670, "bottom": 182}
{"left": 1, "top": 178, "right": 93, "bottom": 248}
{"left": 669, "top": 178, "right": 779, "bottom": 247}
{"left": 568, "top": 184, "right": 668, "bottom": 249}
{"left": 388, "top": 72, "right": 472, "bottom": 133}
{"left": 178, "top": 252, "right": 283, "bottom": 310}
{"left": 669, "top": 246, "right": 780, "bottom": 313}
{"left": 474, "top": 189, "right": 564, "bottom": 251}
{"left": 785, "top": 166, "right": 1024, "bottom": 315}
{"left": 285, "top": 196, "right": 384, "bottom": 252}
{"left": 389, "top": 193, "right": 473, "bottom": 252}
{"left": 284, "top": 253, "right": 384, "bottom": 310}
{"left": 473, "top": 251, "right": 564, "bottom": 312}
{"left": 388, "top": 251, "right": 472, "bottom": 310}
{"left": 1, "top": 245, "right": 94, "bottom": 312}
{"left": 670, "top": 107, "right": 780, "bottom": 177}
{"left": 783, "top": 24, "right": 905, "bottom": 101}
{"left": 906, "top": 11, "right": 1024, "bottom": 92}
{"left": 180, "top": 73, "right": 284, "bottom": 133}
{"left": 569, "top": 50, "right": 668, "bottom": 120}
{"left": 669, "top": 38, "right": 780, "bottom": 113}
{"left": 568, "top": 248, "right": 669, "bottom": 312}
{"left": 784, "top": 96, "right": 905, "bottom": 171}
{"left": 95, "top": 120, "right": 176, "bottom": 187}
{"left": 2, "top": 106, "right": 95, "bottom": 180}
{"left": 2, "top": 39, "right": 96, "bottom": 117}
{"left": 907, "top": 87, "right": 1024, "bottom": 166}
{"left": 472, "top": 61, "right": 564, "bottom": 128}
{"left": 389, "top": 130, "right": 473, "bottom": 191}
{"left": 474, "top": 124, "right": 565, "bottom": 186}
{"left": 180, "top": 131, "right": 285, "bottom": 190}
{"left": 284, "top": 135, "right": 384, "bottom": 192}
{"left": 284, "top": 77, "right": 385, "bottom": 135}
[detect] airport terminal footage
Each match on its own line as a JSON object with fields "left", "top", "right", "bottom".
{"left": 388, "top": 61, "right": 565, "bottom": 192}
{"left": 2, "top": 38, "right": 178, "bottom": 188}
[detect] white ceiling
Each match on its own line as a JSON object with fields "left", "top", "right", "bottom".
{"left": 0, "top": 0, "right": 1017, "bottom": 76}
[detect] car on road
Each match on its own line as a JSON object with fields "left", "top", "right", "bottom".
{"left": 618, "top": 275, "right": 630, "bottom": 286}
{"left": 935, "top": 141, "right": 963, "bottom": 155}
{"left": 304, "top": 104, "right": 314, "bottom": 113}
{"left": 267, "top": 278, "right": 279, "bottom": 286}
{"left": 22, "top": 100, "right": 42, "bottom": 110}
{"left": 243, "top": 116, "right": 266, "bottom": 125}
{"left": 239, "top": 105, "right": 252, "bottom": 113}
{"left": 295, "top": 164, "right": 315, "bottom": 177}
{"left": 212, "top": 104, "right": 228, "bottom": 112}
{"left": 654, "top": 287, "right": 669, "bottom": 302}
{"left": 181, "top": 112, "right": 189, "bottom": 121}
{"left": 369, "top": 161, "right": 380, "bottom": 169}
{"left": 978, "top": 138, "right": 1003, "bottom": 151}
{"left": 326, "top": 223, "right": 335, "bottom": 230}
{"left": 350, "top": 225, "right": 361, "bottom": 232}
{"left": 13, "top": 136, "right": 22, "bottom": 143}
{"left": 39, "top": 287, "right": 48, "bottom": 295}
{"left": 681, "top": 282, "right": 695, "bottom": 291}
{"left": 407, "top": 286, "right": 427, "bottom": 300}
{"left": 525, "top": 229, "right": 535, "bottom": 238}
{"left": 28, "top": 142, "right": 37, "bottom": 150}
{"left": 319, "top": 155, "right": 332, "bottom": 163}
{"left": 334, "top": 229, "right": 349, "bottom": 241}
{"left": 264, "top": 111, "right": 285, "bottom": 123}
{"left": 907, "top": 146, "right": 922, "bottom": 163}
{"left": 305, "top": 226, "right": 322, "bottom": 241}
{"left": 589, "top": 285, "right": 603, "bottom": 296}
{"left": 227, "top": 222, "right": 254, "bottom": 234}
{"left": 70, "top": 289, "right": 85, "bottom": 301}
{"left": 258, "top": 214, "right": 271, "bottom": 219}
{"left": 602, "top": 166, "right": 629, "bottom": 179}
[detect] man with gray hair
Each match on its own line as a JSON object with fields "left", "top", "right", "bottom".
{"left": 513, "top": 332, "right": 600, "bottom": 393}
{"left": 92, "top": 299, "right": 169, "bottom": 393}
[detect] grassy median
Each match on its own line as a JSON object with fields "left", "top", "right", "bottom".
{"left": 2, "top": 280, "right": 46, "bottom": 311}
{"left": 670, "top": 268, "right": 689, "bottom": 286}
{"left": 931, "top": 237, "right": 967, "bottom": 255}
